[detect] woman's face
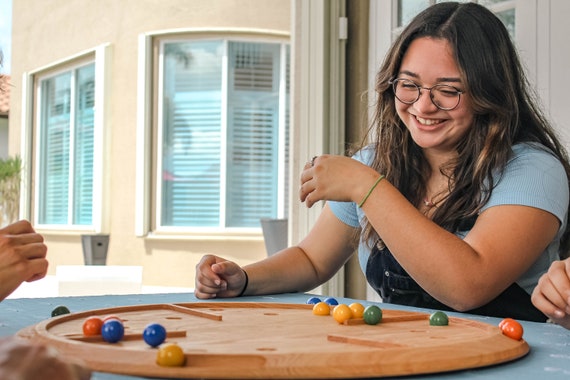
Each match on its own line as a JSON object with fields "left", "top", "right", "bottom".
{"left": 394, "top": 37, "right": 474, "bottom": 154}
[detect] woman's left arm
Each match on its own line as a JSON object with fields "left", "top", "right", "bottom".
{"left": 362, "top": 180, "right": 559, "bottom": 311}
{"left": 301, "top": 153, "right": 564, "bottom": 311}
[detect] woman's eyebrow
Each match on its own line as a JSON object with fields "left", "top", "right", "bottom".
{"left": 398, "top": 70, "right": 419, "bottom": 78}
{"left": 436, "top": 76, "right": 462, "bottom": 83}
{"left": 398, "top": 70, "right": 462, "bottom": 83}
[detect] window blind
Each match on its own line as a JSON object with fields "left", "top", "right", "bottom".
{"left": 38, "top": 64, "right": 95, "bottom": 226}
{"left": 226, "top": 42, "right": 281, "bottom": 227}
{"left": 160, "top": 40, "right": 288, "bottom": 229}
{"left": 162, "top": 41, "right": 222, "bottom": 227}
{"left": 39, "top": 74, "right": 71, "bottom": 224}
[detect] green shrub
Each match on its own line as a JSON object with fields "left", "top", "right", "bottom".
{"left": 0, "top": 156, "right": 21, "bottom": 227}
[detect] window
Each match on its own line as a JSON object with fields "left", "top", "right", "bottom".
{"left": 396, "top": 1, "right": 515, "bottom": 39}
{"left": 36, "top": 63, "right": 95, "bottom": 227}
{"left": 22, "top": 45, "right": 109, "bottom": 232}
{"left": 155, "top": 38, "right": 290, "bottom": 230}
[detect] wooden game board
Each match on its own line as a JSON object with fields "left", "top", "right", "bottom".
{"left": 16, "top": 302, "right": 529, "bottom": 379}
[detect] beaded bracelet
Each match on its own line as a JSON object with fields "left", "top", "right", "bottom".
{"left": 237, "top": 268, "right": 249, "bottom": 297}
{"left": 358, "top": 175, "right": 385, "bottom": 208}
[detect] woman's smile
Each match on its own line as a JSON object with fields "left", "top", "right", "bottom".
{"left": 415, "top": 115, "right": 444, "bottom": 127}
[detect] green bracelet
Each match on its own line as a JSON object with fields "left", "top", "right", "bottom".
{"left": 358, "top": 175, "right": 385, "bottom": 208}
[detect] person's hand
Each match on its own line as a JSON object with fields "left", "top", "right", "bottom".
{"left": 299, "top": 155, "right": 379, "bottom": 208}
{"left": 0, "top": 337, "right": 91, "bottom": 380}
{"left": 531, "top": 259, "right": 570, "bottom": 329}
{"left": 194, "top": 254, "right": 247, "bottom": 299}
{"left": 0, "top": 220, "right": 48, "bottom": 300}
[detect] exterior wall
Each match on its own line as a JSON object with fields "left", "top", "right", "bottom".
{"left": 10, "top": 0, "right": 291, "bottom": 288}
{"left": 546, "top": 0, "right": 570, "bottom": 146}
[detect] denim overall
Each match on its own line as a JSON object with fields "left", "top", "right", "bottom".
{"left": 365, "top": 216, "right": 547, "bottom": 322}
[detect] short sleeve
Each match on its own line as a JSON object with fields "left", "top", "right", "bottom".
{"left": 482, "top": 143, "right": 569, "bottom": 228}
{"left": 327, "top": 146, "right": 376, "bottom": 228}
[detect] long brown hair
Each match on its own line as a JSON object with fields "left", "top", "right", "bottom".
{"left": 359, "top": 2, "right": 570, "bottom": 258}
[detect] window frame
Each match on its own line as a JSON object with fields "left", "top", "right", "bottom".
{"left": 378, "top": 0, "right": 537, "bottom": 81}
{"left": 136, "top": 29, "right": 290, "bottom": 239}
{"left": 20, "top": 44, "right": 110, "bottom": 233}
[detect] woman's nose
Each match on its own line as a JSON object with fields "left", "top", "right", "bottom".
{"left": 413, "top": 89, "right": 439, "bottom": 113}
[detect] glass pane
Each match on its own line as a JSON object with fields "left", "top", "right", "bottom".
{"left": 478, "top": 1, "right": 515, "bottom": 38}
{"left": 398, "top": 0, "right": 472, "bottom": 28}
{"left": 161, "top": 41, "right": 223, "bottom": 227}
{"left": 398, "top": 0, "right": 431, "bottom": 27}
{"left": 283, "top": 44, "right": 291, "bottom": 217}
{"left": 38, "top": 73, "right": 71, "bottom": 224}
{"left": 398, "top": 1, "right": 515, "bottom": 39}
{"left": 226, "top": 42, "right": 281, "bottom": 227}
{"left": 73, "top": 64, "right": 95, "bottom": 225}
{"left": 479, "top": 0, "right": 510, "bottom": 5}
{"left": 159, "top": 40, "right": 290, "bottom": 229}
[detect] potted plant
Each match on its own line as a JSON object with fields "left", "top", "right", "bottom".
{"left": 0, "top": 155, "right": 21, "bottom": 227}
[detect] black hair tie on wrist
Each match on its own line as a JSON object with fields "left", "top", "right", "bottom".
{"left": 237, "top": 269, "right": 249, "bottom": 297}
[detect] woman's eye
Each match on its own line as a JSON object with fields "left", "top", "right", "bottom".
{"left": 437, "top": 87, "right": 460, "bottom": 97}
{"left": 401, "top": 82, "right": 417, "bottom": 89}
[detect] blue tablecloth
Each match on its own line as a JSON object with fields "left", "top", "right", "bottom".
{"left": 1, "top": 292, "right": 569, "bottom": 379}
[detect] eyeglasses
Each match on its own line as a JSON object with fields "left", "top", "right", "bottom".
{"left": 389, "top": 78, "right": 464, "bottom": 111}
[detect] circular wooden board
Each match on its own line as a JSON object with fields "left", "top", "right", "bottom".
{"left": 16, "top": 302, "right": 529, "bottom": 379}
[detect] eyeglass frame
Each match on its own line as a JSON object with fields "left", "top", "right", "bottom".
{"left": 388, "top": 78, "right": 464, "bottom": 111}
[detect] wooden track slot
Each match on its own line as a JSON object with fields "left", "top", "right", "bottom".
{"left": 328, "top": 334, "right": 408, "bottom": 349}
{"left": 167, "top": 304, "right": 223, "bottom": 321}
{"left": 344, "top": 313, "right": 429, "bottom": 325}
{"left": 66, "top": 330, "right": 187, "bottom": 343}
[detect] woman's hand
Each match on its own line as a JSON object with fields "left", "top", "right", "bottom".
{"left": 0, "top": 220, "right": 48, "bottom": 300}
{"left": 0, "top": 338, "right": 91, "bottom": 380}
{"left": 299, "top": 155, "right": 379, "bottom": 208}
{"left": 194, "top": 254, "right": 247, "bottom": 299}
{"left": 531, "top": 259, "right": 570, "bottom": 329}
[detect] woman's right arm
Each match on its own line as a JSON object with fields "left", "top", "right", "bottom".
{"left": 194, "top": 205, "right": 357, "bottom": 299}
{"left": 0, "top": 220, "right": 48, "bottom": 301}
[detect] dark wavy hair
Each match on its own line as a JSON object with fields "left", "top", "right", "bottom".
{"left": 359, "top": 2, "right": 570, "bottom": 258}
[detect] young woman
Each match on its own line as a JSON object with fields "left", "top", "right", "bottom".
{"left": 195, "top": 2, "right": 570, "bottom": 322}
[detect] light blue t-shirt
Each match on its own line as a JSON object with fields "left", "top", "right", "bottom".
{"left": 328, "top": 143, "right": 569, "bottom": 294}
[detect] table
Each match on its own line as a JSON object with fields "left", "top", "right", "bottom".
{"left": 1, "top": 292, "right": 569, "bottom": 379}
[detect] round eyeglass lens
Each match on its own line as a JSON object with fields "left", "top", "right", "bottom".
{"left": 392, "top": 79, "right": 461, "bottom": 110}
{"left": 431, "top": 85, "right": 461, "bottom": 110}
